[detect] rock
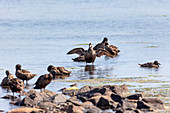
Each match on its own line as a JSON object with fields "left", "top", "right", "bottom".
{"left": 126, "top": 94, "right": 142, "bottom": 100}
{"left": 67, "top": 97, "right": 82, "bottom": 106}
{"left": 88, "top": 95, "right": 101, "bottom": 105}
{"left": 42, "top": 89, "right": 57, "bottom": 97}
{"left": 117, "top": 99, "right": 137, "bottom": 111}
{"left": 52, "top": 94, "right": 67, "bottom": 104}
{"left": 97, "top": 96, "right": 113, "bottom": 109}
{"left": 111, "top": 93, "right": 122, "bottom": 103}
{"left": 7, "top": 107, "right": 44, "bottom": 113}
{"left": 108, "top": 85, "right": 124, "bottom": 96}
{"left": 86, "top": 106, "right": 103, "bottom": 113}
{"left": 137, "top": 98, "right": 165, "bottom": 110}
{"left": 38, "top": 101, "right": 57, "bottom": 111}
{"left": 2, "top": 95, "right": 17, "bottom": 99}
{"left": 81, "top": 101, "right": 94, "bottom": 108}
{"left": 66, "top": 104, "right": 84, "bottom": 113}
{"left": 116, "top": 109, "right": 142, "bottom": 113}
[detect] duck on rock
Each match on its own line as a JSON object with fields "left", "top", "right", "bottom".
{"left": 139, "top": 61, "right": 161, "bottom": 68}
{"left": 0, "top": 70, "right": 14, "bottom": 86}
{"left": 67, "top": 43, "right": 114, "bottom": 64}
{"left": 15, "top": 64, "right": 37, "bottom": 85}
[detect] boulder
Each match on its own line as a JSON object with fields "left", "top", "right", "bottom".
{"left": 86, "top": 106, "right": 103, "bottom": 113}
{"left": 7, "top": 107, "right": 44, "bottom": 113}
{"left": 111, "top": 93, "right": 122, "bottom": 103}
{"left": 52, "top": 94, "right": 67, "bottom": 104}
{"left": 66, "top": 104, "right": 84, "bottom": 113}
{"left": 126, "top": 94, "right": 142, "bottom": 100}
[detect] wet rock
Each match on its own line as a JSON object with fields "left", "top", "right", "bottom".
{"left": 52, "top": 94, "right": 67, "bottom": 104}
{"left": 7, "top": 107, "right": 44, "bottom": 113}
{"left": 85, "top": 106, "right": 103, "bottom": 113}
{"left": 66, "top": 104, "right": 84, "bottom": 113}
{"left": 108, "top": 85, "right": 124, "bottom": 96}
{"left": 42, "top": 89, "right": 57, "bottom": 97}
{"left": 126, "top": 94, "right": 142, "bottom": 100}
{"left": 88, "top": 95, "right": 101, "bottom": 105}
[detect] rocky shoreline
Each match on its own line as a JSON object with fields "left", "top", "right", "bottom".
{"left": 2, "top": 84, "right": 166, "bottom": 113}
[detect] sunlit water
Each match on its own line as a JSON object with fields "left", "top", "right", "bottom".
{"left": 0, "top": 0, "right": 170, "bottom": 112}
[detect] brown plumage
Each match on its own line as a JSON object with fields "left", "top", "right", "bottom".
{"left": 8, "top": 78, "right": 24, "bottom": 97}
{"left": 15, "top": 64, "right": 37, "bottom": 85}
{"left": 105, "top": 42, "right": 120, "bottom": 55}
{"left": 34, "top": 73, "right": 53, "bottom": 91}
{"left": 67, "top": 43, "right": 113, "bottom": 64}
{"left": 47, "top": 65, "right": 71, "bottom": 75}
{"left": 93, "top": 37, "right": 108, "bottom": 50}
{"left": 70, "top": 83, "right": 78, "bottom": 87}
{"left": 139, "top": 61, "right": 161, "bottom": 68}
{"left": 0, "top": 70, "right": 14, "bottom": 86}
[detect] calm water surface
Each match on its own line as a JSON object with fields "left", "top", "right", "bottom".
{"left": 0, "top": 0, "right": 170, "bottom": 112}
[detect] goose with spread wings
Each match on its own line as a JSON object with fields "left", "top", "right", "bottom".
{"left": 67, "top": 43, "right": 113, "bottom": 64}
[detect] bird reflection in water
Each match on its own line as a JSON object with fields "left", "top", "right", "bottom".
{"left": 85, "top": 65, "right": 96, "bottom": 75}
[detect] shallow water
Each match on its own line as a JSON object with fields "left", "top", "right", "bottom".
{"left": 0, "top": 0, "right": 170, "bottom": 112}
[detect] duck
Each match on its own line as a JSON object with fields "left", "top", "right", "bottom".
{"left": 47, "top": 65, "right": 71, "bottom": 75}
{"left": 93, "top": 37, "right": 108, "bottom": 50}
{"left": 105, "top": 42, "right": 120, "bottom": 55}
{"left": 15, "top": 64, "right": 37, "bottom": 85}
{"left": 8, "top": 78, "right": 24, "bottom": 97}
{"left": 1, "top": 70, "right": 14, "bottom": 86}
{"left": 67, "top": 43, "right": 113, "bottom": 64}
{"left": 138, "top": 61, "right": 161, "bottom": 68}
{"left": 70, "top": 83, "right": 78, "bottom": 87}
{"left": 34, "top": 72, "right": 53, "bottom": 91}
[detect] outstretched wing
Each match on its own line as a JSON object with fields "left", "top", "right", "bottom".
{"left": 67, "top": 47, "right": 86, "bottom": 56}
{"left": 96, "top": 49, "right": 114, "bottom": 58}
{"left": 22, "top": 69, "right": 30, "bottom": 73}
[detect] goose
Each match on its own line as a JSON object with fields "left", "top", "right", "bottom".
{"left": 139, "top": 61, "right": 161, "bottom": 68}
{"left": 8, "top": 78, "right": 24, "bottom": 97}
{"left": 1, "top": 70, "right": 14, "bottom": 86}
{"left": 67, "top": 43, "right": 113, "bottom": 64}
{"left": 15, "top": 64, "right": 37, "bottom": 85}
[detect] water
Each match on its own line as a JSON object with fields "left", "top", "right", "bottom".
{"left": 0, "top": 0, "right": 170, "bottom": 112}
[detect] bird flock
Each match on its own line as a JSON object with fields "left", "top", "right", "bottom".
{"left": 0, "top": 37, "right": 160, "bottom": 98}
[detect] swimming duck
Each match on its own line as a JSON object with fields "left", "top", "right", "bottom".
{"left": 15, "top": 64, "right": 37, "bottom": 85}
{"left": 139, "top": 61, "right": 161, "bottom": 68}
{"left": 47, "top": 65, "right": 71, "bottom": 75}
{"left": 1, "top": 70, "right": 14, "bottom": 86}
{"left": 67, "top": 43, "right": 113, "bottom": 64}
{"left": 8, "top": 78, "right": 24, "bottom": 97}
{"left": 93, "top": 37, "right": 108, "bottom": 50}
{"left": 34, "top": 73, "right": 53, "bottom": 91}
{"left": 105, "top": 42, "right": 120, "bottom": 55}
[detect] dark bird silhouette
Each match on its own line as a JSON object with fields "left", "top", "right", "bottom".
{"left": 1, "top": 70, "right": 14, "bottom": 86}
{"left": 139, "top": 61, "right": 161, "bottom": 68}
{"left": 34, "top": 73, "right": 53, "bottom": 91}
{"left": 15, "top": 64, "right": 37, "bottom": 85}
{"left": 105, "top": 42, "right": 120, "bottom": 55}
{"left": 58, "top": 87, "right": 67, "bottom": 92}
{"left": 93, "top": 37, "right": 108, "bottom": 50}
{"left": 70, "top": 83, "right": 78, "bottom": 87}
{"left": 67, "top": 43, "right": 113, "bottom": 64}
{"left": 47, "top": 65, "right": 71, "bottom": 75}
{"left": 8, "top": 78, "right": 24, "bottom": 97}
